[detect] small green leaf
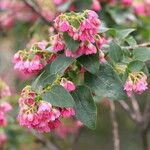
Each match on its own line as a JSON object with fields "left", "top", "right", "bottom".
{"left": 50, "top": 55, "right": 75, "bottom": 75}
{"left": 98, "top": 27, "right": 117, "bottom": 37}
{"left": 125, "top": 36, "right": 137, "bottom": 48}
{"left": 133, "top": 47, "right": 150, "bottom": 62}
{"left": 72, "top": 85, "right": 97, "bottom": 129}
{"left": 117, "top": 29, "right": 135, "bottom": 39}
{"left": 32, "top": 72, "right": 56, "bottom": 92}
{"left": 63, "top": 32, "right": 80, "bottom": 53}
{"left": 70, "top": 19, "right": 80, "bottom": 29}
{"left": 77, "top": 53, "right": 99, "bottom": 74}
{"left": 75, "top": 0, "right": 92, "bottom": 11}
{"left": 128, "top": 60, "right": 145, "bottom": 72}
{"left": 108, "top": 41, "right": 123, "bottom": 62}
{"left": 85, "top": 64, "right": 127, "bottom": 100}
{"left": 42, "top": 85, "right": 75, "bottom": 107}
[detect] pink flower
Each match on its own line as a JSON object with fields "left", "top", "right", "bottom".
{"left": 60, "top": 79, "right": 76, "bottom": 92}
{"left": 0, "top": 111, "right": 7, "bottom": 126}
{"left": 0, "top": 102, "right": 12, "bottom": 113}
{"left": 65, "top": 50, "right": 72, "bottom": 57}
{"left": 13, "top": 49, "right": 51, "bottom": 74}
{"left": 99, "top": 50, "right": 106, "bottom": 64}
{"left": 61, "top": 108, "right": 75, "bottom": 118}
{"left": 135, "top": 76, "right": 148, "bottom": 94}
{"left": 121, "top": 0, "right": 132, "bottom": 6}
{"left": 124, "top": 80, "right": 133, "bottom": 97}
{"left": 59, "top": 21, "right": 70, "bottom": 32}
{"left": 134, "top": 4, "right": 145, "bottom": 16}
{"left": 53, "top": 0, "right": 64, "bottom": 5}
{"left": 124, "top": 72, "right": 148, "bottom": 97}
{"left": 92, "top": 0, "right": 102, "bottom": 11}
{"left": 51, "top": 34, "right": 65, "bottom": 52}
{"left": 37, "top": 41, "right": 47, "bottom": 50}
{"left": 18, "top": 86, "right": 76, "bottom": 132}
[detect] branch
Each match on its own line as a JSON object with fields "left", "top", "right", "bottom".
{"left": 118, "top": 100, "right": 137, "bottom": 123}
{"left": 30, "top": 129, "right": 60, "bottom": 150}
{"left": 22, "top": 0, "right": 52, "bottom": 26}
{"left": 110, "top": 101, "right": 120, "bottom": 150}
{"left": 130, "top": 94, "right": 142, "bottom": 124}
{"left": 142, "top": 91, "right": 150, "bottom": 130}
{"left": 122, "top": 42, "right": 150, "bottom": 51}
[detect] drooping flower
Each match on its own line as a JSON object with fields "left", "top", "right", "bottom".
{"left": 13, "top": 42, "right": 55, "bottom": 74}
{"left": 18, "top": 86, "right": 75, "bottom": 132}
{"left": 124, "top": 72, "right": 148, "bottom": 97}
{"left": 60, "top": 78, "right": 76, "bottom": 92}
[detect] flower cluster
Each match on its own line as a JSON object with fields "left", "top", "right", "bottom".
{"left": 18, "top": 84, "right": 75, "bottom": 132}
{"left": 124, "top": 72, "right": 148, "bottom": 97}
{"left": 13, "top": 41, "right": 56, "bottom": 74}
{"left": 53, "top": 10, "right": 106, "bottom": 58}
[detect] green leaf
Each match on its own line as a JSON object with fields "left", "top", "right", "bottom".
{"left": 75, "top": 0, "right": 92, "bottom": 11}
{"left": 116, "top": 29, "right": 135, "bottom": 39}
{"left": 98, "top": 27, "right": 117, "bottom": 37}
{"left": 70, "top": 19, "right": 80, "bottom": 29}
{"left": 125, "top": 36, "right": 137, "bottom": 48}
{"left": 133, "top": 47, "right": 150, "bottom": 62}
{"left": 63, "top": 32, "right": 80, "bottom": 53}
{"left": 72, "top": 85, "right": 97, "bottom": 129}
{"left": 77, "top": 53, "right": 99, "bottom": 74}
{"left": 50, "top": 55, "right": 74, "bottom": 75}
{"left": 128, "top": 60, "right": 145, "bottom": 72}
{"left": 85, "top": 64, "right": 127, "bottom": 100}
{"left": 108, "top": 41, "right": 123, "bottom": 62}
{"left": 42, "top": 85, "right": 75, "bottom": 107}
{"left": 32, "top": 72, "right": 56, "bottom": 92}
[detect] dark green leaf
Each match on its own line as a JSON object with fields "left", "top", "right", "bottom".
{"left": 50, "top": 55, "right": 75, "bottom": 75}
{"left": 32, "top": 72, "right": 56, "bottom": 92}
{"left": 125, "top": 36, "right": 137, "bottom": 48}
{"left": 133, "top": 47, "right": 150, "bottom": 62}
{"left": 75, "top": 0, "right": 92, "bottom": 11}
{"left": 117, "top": 29, "right": 135, "bottom": 39}
{"left": 108, "top": 41, "right": 123, "bottom": 62}
{"left": 98, "top": 27, "right": 117, "bottom": 37}
{"left": 63, "top": 32, "right": 80, "bottom": 53}
{"left": 72, "top": 85, "right": 97, "bottom": 129}
{"left": 78, "top": 53, "right": 99, "bottom": 74}
{"left": 85, "top": 64, "right": 127, "bottom": 100}
{"left": 128, "top": 60, "right": 145, "bottom": 72}
{"left": 42, "top": 85, "right": 75, "bottom": 107}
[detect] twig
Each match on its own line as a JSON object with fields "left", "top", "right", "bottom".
{"left": 122, "top": 42, "right": 150, "bottom": 50}
{"left": 130, "top": 94, "right": 142, "bottom": 124}
{"left": 118, "top": 100, "right": 137, "bottom": 123}
{"left": 22, "top": 0, "right": 52, "bottom": 26}
{"left": 30, "top": 129, "right": 60, "bottom": 150}
{"left": 140, "top": 129, "right": 148, "bottom": 150}
{"left": 110, "top": 101, "right": 120, "bottom": 150}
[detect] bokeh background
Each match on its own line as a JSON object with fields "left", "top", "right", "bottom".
{"left": 0, "top": 0, "right": 150, "bottom": 149}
